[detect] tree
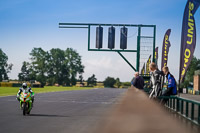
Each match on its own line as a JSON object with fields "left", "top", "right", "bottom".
{"left": 47, "top": 48, "right": 69, "bottom": 85}
{"left": 87, "top": 74, "right": 97, "bottom": 86}
{"left": 47, "top": 48, "right": 84, "bottom": 86}
{"left": 65, "top": 48, "right": 84, "bottom": 86}
{"left": 26, "top": 47, "right": 84, "bottom": 87}
{"left": 18, "top": 61, "right": 31, "bottom": 81}
{"left": 0, "top": 49, "right": 13, "bottom": 81}
{"left": 115, "top": 78, "right": 121, "bottom": 88}
{"left": 78, "top": 74, "right": 84, "bottom": 85}
{"left": 28, "top": 65, "right": 37, "bottom": 81}
{"left": 182, "top": 56, "right": 200, "bottom": 87}
{"left": 185, "top": 57, "right": 200, "bottom": 82}
{"left": 103, "top": 77, "right": 116, "bottom": 87}
{"left": 30, "top": 48, "right": 48, "bottom": 87}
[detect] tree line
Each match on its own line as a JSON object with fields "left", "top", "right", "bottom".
{"left": 2, "top": 47, "right": 199, "bottom": 88}
{"left": 0, "top": 48, "right": 124, "bottom": 87}
{"left": 18, "top": 47, "right": 84, "bottom": 87}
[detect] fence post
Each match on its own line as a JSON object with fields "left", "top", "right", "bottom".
{"left": 181, "top": 100, "right": 184, "bottom": 114}
{"left": 198, "top": 105, "right": 200, "bottom": 124}
{"left": 167, "top": 99, "right": 169, "bottom": 107}
{"left": 191, "top": 103, "right": 194, "bottom": 120}
{"left": 186, "top": 102, "right": 189, "bottom": 117}
{"left": 170, "top": 98, "right": 172, "bottom": 109}
{"left": 176, "top": 98, "right": 179, "bottom": 112}
{"left": 173, "top": 98, "right": 175, "bottom": 110}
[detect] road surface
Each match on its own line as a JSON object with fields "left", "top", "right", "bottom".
{"left": 180, "top": 93, "right": 200, "bottom": 102}
{"left": 0, "top": 88, "right": 126, "bottom": 133}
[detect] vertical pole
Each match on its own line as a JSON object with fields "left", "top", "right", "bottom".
{"left": 153, "top": 26, "right": 156, "bottom": 63}
{"left": 186, "top": 102, "right": 188, "bottom": 117}
{"left": 191, "top": 103, "right": 194, "bottom": 120}
{"left": 170, "top": 98, "right": 172, "bottom": 109}
{"left": 88, "top": 25, "right": 91, "bottom": 51}
{"left": 136, "top": 26, "right": 141, "bottom": 72}
{"left": 198, "top": 105, "right": 200, "bottom": 124}
{"left": 181, "top": 100, "right": 184, "bottom": 114}
{"left": 167, "top": 100, "right": 169, "bottom": 107}
{"left": 176, "top": 98, "right": 179, "bottom": 112}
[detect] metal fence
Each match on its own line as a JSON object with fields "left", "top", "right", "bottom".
{"left": 160, "top": 96, "right": 200, "bottom": 125}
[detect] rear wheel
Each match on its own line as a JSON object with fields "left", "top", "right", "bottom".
{"left": 23, "top": 103, "right": 26, "bottom": 115}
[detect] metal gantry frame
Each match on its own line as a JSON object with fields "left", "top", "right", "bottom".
{"left": 59, "top": 23, "right": 156, "bottom": 72}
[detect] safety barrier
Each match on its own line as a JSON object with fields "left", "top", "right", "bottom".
{"left": 159, "top": 96, "right": 200, "bottom": 125}
{"left": 0, "top": 82, "right": 13, "bottom": 87}
{"left": 0, "top": 82, "right": 35, "bottom": 87}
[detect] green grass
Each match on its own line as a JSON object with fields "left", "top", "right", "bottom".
{"left": 0, "top": 86, "right": 94, "bottom": 96}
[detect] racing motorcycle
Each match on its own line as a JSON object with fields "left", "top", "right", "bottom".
{"left": 19, "top": 90, "right": 34, "bottom": 115}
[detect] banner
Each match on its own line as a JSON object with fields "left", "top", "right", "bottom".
{"left": 161, "top": 29, "right": 171, "bottom": 70}
{"left": 179, "top": 0, "right": 200, "bottom": 83}
{"left": 141, "top": 63, "right": 145, "bottom": 75}
{"left": 146, "top": 55, "right": 151, "bottom": 75}
{"left": 155, "top": 47, "right": 158, "bottom": 65}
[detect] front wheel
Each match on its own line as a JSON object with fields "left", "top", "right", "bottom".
{"left": 27, "top": 111, "right": 30, "bottom": 115}
{"left": 23, "top": 103, "right": 26, "bottom": 115}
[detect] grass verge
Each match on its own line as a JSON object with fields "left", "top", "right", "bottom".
{"left": 0, "top": 86, "right": 94, "bottom": 96}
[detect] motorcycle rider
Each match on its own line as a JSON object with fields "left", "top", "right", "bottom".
{"left": 17, "top": 83, "right": 34, "bottom": 106}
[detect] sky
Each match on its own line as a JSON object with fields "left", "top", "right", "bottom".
{"left": 1, "top": 0, "right": 200, "bottom": 82}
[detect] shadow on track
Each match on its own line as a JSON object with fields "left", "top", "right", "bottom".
{"left": 29, "top": 114, "right": 69, "bottom": 117}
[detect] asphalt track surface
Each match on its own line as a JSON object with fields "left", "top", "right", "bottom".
{"left": 0, "top": 88, "right": 126, "bottom": 133}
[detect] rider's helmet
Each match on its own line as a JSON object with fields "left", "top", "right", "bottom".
{"left": 22, "top": 83, "right": 28, "bottom": 89}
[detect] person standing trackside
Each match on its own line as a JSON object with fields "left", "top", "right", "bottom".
{"left": 149, "top": 62, "right": 164, "bottom": 98}
{"left": 131, "top": 72, "right": 144, "bottom": 90}
{"left": 160, "top": 66, "right": 177, "bottom": 104}
{"left": 162, "top": 66, "right": 177, "bottom": 96}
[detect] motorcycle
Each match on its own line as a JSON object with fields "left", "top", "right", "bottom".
{"left": 19, "top": 90, "right": 34, "bottom": 115}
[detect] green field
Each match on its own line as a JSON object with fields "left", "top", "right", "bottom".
{"left": 0, "top": 86, "right": 94, "bottom": 96}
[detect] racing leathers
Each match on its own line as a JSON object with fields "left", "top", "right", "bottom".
{"left": 149, "top": 69, "right": 164, "bottom": 98}
{"left": 17, "top": 87, "right": 34, "bottom": 104}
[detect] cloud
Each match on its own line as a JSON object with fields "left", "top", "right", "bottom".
{"left": 85, "top": 56, "right": 113, "bottom": 70}
{"left": 83, "top": 56, "right": 134, "bottom": 82}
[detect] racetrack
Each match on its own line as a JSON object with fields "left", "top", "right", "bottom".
{"left": 0, "top": 88, "right": 126, "bottom": 133}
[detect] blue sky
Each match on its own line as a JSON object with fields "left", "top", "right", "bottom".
{"left": 1, "top": 0, "right": 200, "bottom": 81}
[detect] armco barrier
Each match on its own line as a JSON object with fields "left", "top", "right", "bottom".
{"left": 32, "top": 84, "right": 41, "bottom": 88}
{"left": 0, "top": 82, "right": 32, "bottom": 87}
{"left": 159, "top": 96, "right": 200, "bottom": 125}
{"left": 12, "top": 83, "right": 22, "bottom": 87}
{"left": 0, "top": 82, "right": 13, "bottom": 87}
